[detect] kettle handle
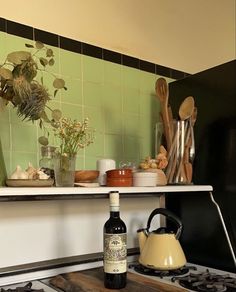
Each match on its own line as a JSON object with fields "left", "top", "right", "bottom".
{"left": 146, "top": 208, "right": 183, "bottom": 239}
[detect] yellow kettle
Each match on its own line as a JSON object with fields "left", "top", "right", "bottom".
{"left": 137, "top": 208, "right": 186, "bottom": 270}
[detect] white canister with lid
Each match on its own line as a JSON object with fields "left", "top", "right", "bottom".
{"left": 96, "top": 159, "right": 116, "bottom": 185}
{"left": 133, "top": 172, "right": 157, "bottom": 187}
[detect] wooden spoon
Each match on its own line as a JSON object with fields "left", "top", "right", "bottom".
{"left": 155, "top": 78, "right": 172, "bottom": 151}
{"left": 167, "top": 96, "right": 195, "bottom": 161}
{"left": 179, "top": 96, "right": 195, "bottom": 121}
{"left": 170, "top": 96, "right": 195, "bottom": 183}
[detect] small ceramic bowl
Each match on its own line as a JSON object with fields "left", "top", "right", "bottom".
{"left": 106, "top": 168, "right": 133, "bottom": 178}
{"left": 74, "top": 170, "right": 99, "bottom": 183}
{"left": 106, "top": 177, "right": 133, "bottom": 187}
{"left": 133, "top": 171, "right": 157, "bottom": 187}
{"left": 106, "top": 169, "right": 133, "bottom": 186}
{"left": 144, "top": 169, "right": 167, "bottom": 185}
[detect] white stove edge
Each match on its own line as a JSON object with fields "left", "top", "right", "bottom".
{"left": 1, "top": 281, "right": 56, "bottom": 292}
{"left": 1, "top": 260, "right": 236, "bottom": 290}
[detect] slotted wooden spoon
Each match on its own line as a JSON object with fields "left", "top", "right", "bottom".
{"left": 155, "top": 78, "right": 172, "bottom": 151}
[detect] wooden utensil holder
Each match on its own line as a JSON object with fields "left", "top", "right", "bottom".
{"left": 165, "top": 120, "right": 194, "bottom": 184}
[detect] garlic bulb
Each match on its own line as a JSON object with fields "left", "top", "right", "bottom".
{"left": 10, "top": 165, "right": 21, "bottom": 179}
{"left": 26, "top": 162, "right": 37, "bottom": 179}
{"left": 37, "top": 170, "right": 50, "bottom": 180}
{"left": 10, "top": 165, "right": 29, "bottom": 179}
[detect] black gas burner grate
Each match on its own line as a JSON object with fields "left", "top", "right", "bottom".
{"left": 0, "top": 282, "right": 44, "bottom": 292}
{"left": 129, "top": 263, "right": 196, "bottom": 278}
{"left": 172, "top": 269, "right": 236, "bottom": 292}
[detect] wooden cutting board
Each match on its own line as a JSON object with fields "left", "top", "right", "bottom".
{"left": 50, "top": 267, "right": 188, "bottom": 292}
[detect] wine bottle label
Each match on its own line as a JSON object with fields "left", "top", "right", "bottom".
{"left": 104, "top": 233, "right": 127, "bottom": 273}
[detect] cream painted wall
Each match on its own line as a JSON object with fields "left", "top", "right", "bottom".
{"left": 1, "top": 0, "right": 235, "bottom": 74}
{"left": 0, "top": 197, "right": 158, "bottom": 268}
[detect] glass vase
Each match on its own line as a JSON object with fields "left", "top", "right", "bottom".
{"left": 165, "top": 120, "right": 194, "bottom": 184}
{"left": 54, "top": 153, "right": 76, "bottom": 187}
{"left": 39, "top": 146, "right": 56, "bottom": 179}
{"left": 156, "top": 120, "right": 195, "bottom": 184}
{"left": 0, "top": 139, "right": 7, "bottom": 186}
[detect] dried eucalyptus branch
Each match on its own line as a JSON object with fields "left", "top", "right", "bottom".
{"left": 0, "top": 41, "right": 66, "bottom": 122}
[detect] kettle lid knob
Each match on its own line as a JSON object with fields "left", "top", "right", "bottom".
{"left": 154, "top": 227, "right": 174, "bottom": 234}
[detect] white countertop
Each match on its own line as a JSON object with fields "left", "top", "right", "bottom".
{"left": 0, "top": 185, "right": 213, "bottom": 196}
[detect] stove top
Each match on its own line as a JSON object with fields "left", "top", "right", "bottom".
{"left": 0, "top": 281, "right": 56, "bottom": 292}
{"left": 172, "top": 270, "right": 236, "bottom": 292}
{"left": 129, "top": 263, "right": 197, "bottom": 278}
{"left": 128, "top": 263, "right": 236, "bottom": 292}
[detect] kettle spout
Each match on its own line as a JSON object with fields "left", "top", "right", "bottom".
{"left": 137, "top": 228, "right": 148, "bottom": 252}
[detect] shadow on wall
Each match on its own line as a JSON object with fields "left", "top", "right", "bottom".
{"left": 0, "top": 139, "right": 7, "bottom": 186}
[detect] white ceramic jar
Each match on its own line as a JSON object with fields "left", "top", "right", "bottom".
{"left": 96, "top": 159, "right": 116, "bottom": 186}
{"left": 133, "top": 172, "right": 157, "bottom": 187}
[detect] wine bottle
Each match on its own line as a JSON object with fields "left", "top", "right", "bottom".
{"left": 103, "top": 191, "right": 127, "bottom": 289}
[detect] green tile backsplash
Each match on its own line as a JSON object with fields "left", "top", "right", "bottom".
{"left": 0, "top": 30, "right": 174, "bottom": 177}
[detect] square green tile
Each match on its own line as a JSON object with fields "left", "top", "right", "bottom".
{"left": 123, "top": 87, "right": 140, "bottom": 114}
{"left": 60, "top": 49, "right": 82, "bottom": 79}
{"left": 123, "top": 66, "right": 140, "bottom": 89}
{"left": 6, "top": 34, "right": 30, "bottom": 53}
{"left": 104, "top": 61, "right": 122, "bottom": 86}
{"left": 104, "top": 111, "right": 123, "bottom": 135}
{"left": 85, "top": 132, "right": 104, "bottom": 157}
{"left": 61, "top": 78, "right": 82, "bottom": 105}
{"left": 11, "top": 123, "right": 37, "bottom": 152}
{"left": 84, "top": 106, "right": 104, "bottom": 133}
{"left": 140, "top": 71, "right": 157, "bottom": 93}
{"left": 11, "top": 151, "right": 38, "bottom": 174}
{"left": 83, "top": 81, "right": 103, "bottom": 108}
{"left": 139, "top": 114, "right": 153, "bottom": 139}
{"left": 60, "top": 103, "right": 82, "bottom": 120}
{"left": 124, "top": 114, "right": 140, "bottom": 137}
{"left": 2, "top": 150, "right": 10, "bottom": 177}
{"left": 104, "top": 134, "right": 123, "bottom": 157}
{"left": 83, "top": 55, "right": 104, "bottom": 83}
{"left": 139, "top": 137, "right": 153, "bottom": 159}
{"left": 102, "top": 84, "right": 122, "bottom": 112}
{"left": 139, "top": 92, "right": 157, "bottom": 117}
{"left": 0, "top": 103, "right": 10, "bottom": 122}
{"left": 0, "top": 122, "right": 10, "bottom": 150}
{"left": 75, "top": 154, "right": 85, "bottom": 170}
{"left": 123, "top": 136, "right": 141, "bottom": 159}
{"left": 84, "top": 155, "right": 98, "bottom": 170}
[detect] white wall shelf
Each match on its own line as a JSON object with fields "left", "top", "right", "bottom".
{"left": 0, "top": 185, "right": 213, "bottom": 201}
